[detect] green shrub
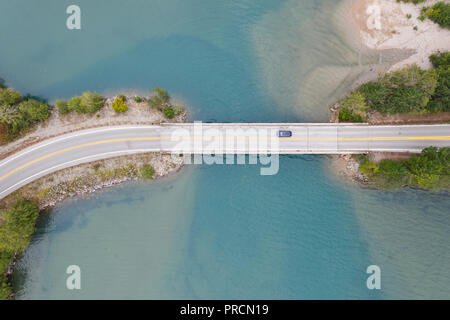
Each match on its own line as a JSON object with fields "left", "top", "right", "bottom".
{"left": 340, "top": 91, "right": 368, "bottom": 114}
{"left": 163, "top": 107, "right": 175, "bottom": 119}
{"left": 360, "top": 147, "right": 450, "bottom": 190}
{"left": 404, "top": 147, "right": 449, "bottom": 189}
{"left": 148, "top": 95, "right": 163, "bottom": 110}
{"left": 0, "top": 199, "right": 40, "bottom": 253}
{"left": 118, "top": 94, "right": 127, "bottom": 102}
{"left": 54, "top": 99, "right": 69, "bottom": 114}
{"left": 0, "top": 252, "right": 13, "bottom": 277}
{"left": 398, "top": 0, "right": 426, "bottom": 4}
{"left": 79, "top": 92, "right": 105, "bottom": 113}
{"left": 339, "top": 52, "right": 449, "bottom": 118}
{"left": 423, "top": 2, "right": 450, "bottom": 29}
{"left": 0, "top": 199, "right": 39, "bottom": 300}
{"left": 427, "top": 52, "right": 450, "bottom": 112}
{"left": 359, "top": 160, "right": 379, "bottom": 175}
{"left": 379, "top": 160, "right": 408, "bottom": 181}
{"left": 112, "top": 97, "right": 128, "bottom": 113}
{"left": 0, "top": 85, "right": 50, "bottom": 139}
{"left": 134, "top": 96, "right": 143, "bottom": 103}
{"left": 338, "top": 109, "right": 363, "bottom": 122}
{"left": 148, "top": 87, "right": 170, "bottom": 110}
{"left": 173, "top": 104, "right": 185, "bottom": 115}
{"left": 1, "top": 99, "right": 50, "bottom": 136}
{"left": 66, "top": 92, "right": 105, "bottom": 114}
{"left": 67, "top": 96, "right": 81, "bottom": 112}
{"left": 152, "top": 87, "right": 170, "bottom": 104}
{"left": 0, "top": 274, "right": 13, "bottom": 300}
{"left": 355, "top": 154, "right": 369, "bottom": 163}
{"left": 338, "top": 93, "right": 365, "bottom": 122}
{"left": 430, "top": 52, "right": 450, "bottom": 68}
{"left": 359, "top": 65, "right": 438, "bottom": 114}
{"left": 17, "top": 99, "right": 50, "bottom": 123}
{"left": 0, "top": 88, "right": 22, "bottom": 106}
{"left": 140, "top": 164, "right": 155, "bottom": 180}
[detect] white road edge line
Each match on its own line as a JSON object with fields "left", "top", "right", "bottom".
{"left": 2, "top": 124, "right": 449, "bottom": 168}
{"left": 0, "top": 148, "right": 163, "bottom": 199}
{"left": 0, "top": 147, "right": 427, "bottom": 199}
{"left": 0, "top": 126, "right": 161, "bottom": 168}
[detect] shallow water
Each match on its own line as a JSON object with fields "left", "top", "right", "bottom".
{"left": 0, "top": 0, "right": 448, "bottom": 299}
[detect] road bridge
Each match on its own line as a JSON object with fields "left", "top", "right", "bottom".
{"left": 0, "top": 123, "right": 449, "bottom": 199}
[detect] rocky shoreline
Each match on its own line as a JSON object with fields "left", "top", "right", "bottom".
{"left": 0, "top": 91, "right": 187, "bottom": 300}
{"left": 0, "top": 152, "right": 186, "bottom": 212}
{"left": 0, "top": 91, "right": 188, "bottom": 212}
{"left": 1, "top": 152, "right": 185, "bottom": 299}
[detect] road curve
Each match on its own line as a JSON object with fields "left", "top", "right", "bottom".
{"left": 0, "top": 123, "right": 449, "bottom": 199}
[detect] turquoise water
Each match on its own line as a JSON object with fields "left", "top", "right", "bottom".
{"left": 1, "top": 0, "right": 449, "bottom": 299}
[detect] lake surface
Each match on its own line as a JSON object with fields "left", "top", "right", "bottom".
{"left": 0, "top": 0, "right": 449, "bottom": 299}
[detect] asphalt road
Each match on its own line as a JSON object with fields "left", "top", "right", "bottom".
{"left": 0, "top": 123, "right": 449, "bottom": 199}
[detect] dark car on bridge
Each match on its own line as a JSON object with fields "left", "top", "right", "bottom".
{"left": 277, "top": 130, "right": 292, "bottom": 138}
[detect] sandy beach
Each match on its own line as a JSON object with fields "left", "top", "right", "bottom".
{"left": 349, "top": 0, "right": 450, "bottom": 70}
{"left": 328, "top": 0, "right": 450, "bottom": 185}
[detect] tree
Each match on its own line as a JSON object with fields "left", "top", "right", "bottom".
{"left": 0, "top": 199, "right": 39, "bottom": 300}
{"left": 427, "top": 52, "right": 450, "bottom": 112}
{"left": 0, "top": 99, "right": 50, "bottom": 137}
{"left": 379, "top": 160, "right": 408, "bottom": 180}
{"left": 79, "top": 91, "right": 104, "bottom": 113}
{"left": 0, "top": 81, "right": 51, "bottom": 140}
{"left": 54, "top": 99, "right": 69, "bottom": 114}
{"left": 0, "top": 274, "right": 13, "bottom": 300}
{"left": 404, "top": 147, "right": 448, "bottom": 189}
{"left": 339, "top": 91, "right": 368, "bottom": 114}
{"left": 17, "top": 99, "right": 50, "bottom": 123}
{"left": 65, "top": 92, "right": 104, "bottom": 114}
{"left": 67, "top": 96, "right": 82, "bottom": 112}
{"left": 0, "top": 199, "right": 39, "bottom": 253}
{"left": 359, "top": 65, "right": 438, "bottom": 114}
{"left": 112, "top": 97, "right": 128, "bottom": 113}
{"left": 140, "top": 164, "right": 155, "bottom": 180}
{"left": 0, "top": 88, "right": 22, "bottom": 107}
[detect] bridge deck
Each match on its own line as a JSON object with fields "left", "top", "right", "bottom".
{"left": 0, "top": 123, "right": 449, "bottom": 198}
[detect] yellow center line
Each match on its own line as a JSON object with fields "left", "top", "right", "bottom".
{"left": 0, "top": 138, "right": 164, "bottom": 182}
{"left": 0, "top": 135, "right": 449, "bottom": 182}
